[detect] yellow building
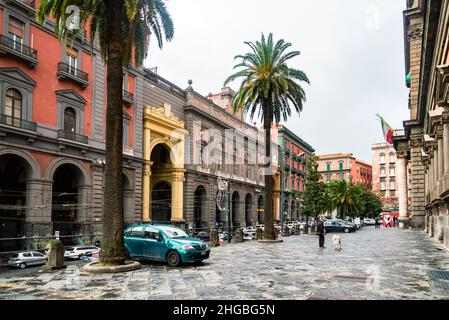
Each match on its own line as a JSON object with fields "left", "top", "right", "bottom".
{"left": 142, "top": 103, "right": 188, "bottom": 224}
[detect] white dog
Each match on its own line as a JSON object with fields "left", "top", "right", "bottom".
{"left": 332, "top": 234, "right": 342, "bottom": 250}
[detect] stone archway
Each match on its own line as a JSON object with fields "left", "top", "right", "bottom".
{"left": 51, "top": 163, "right": 87, "bottom": 245}
{"left": 0, "top": 152, "right": 38, "bottom": 251}
{"left": 257, "top": 195, "right": 264, "bottom": 224}
{"left": 152, "top": 181, "right": 171, "bottom": 222}
{"left": 193, "top": 185, "right": 208, "bottom": 230}
{"left": 231, "top": 191, "right": 240, "bottom": 228}
{"left": 245, "top": 193, "right": 253, "bottom": 226}
{"left": 123, "top": 172, "right": 135, "bottom": 225}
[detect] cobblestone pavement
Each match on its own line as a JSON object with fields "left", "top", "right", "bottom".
{"left": 1, "top": 227, "right": 449, "bottom": 300}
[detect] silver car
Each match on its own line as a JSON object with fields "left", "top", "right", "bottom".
{"left": 8, "top": 251, "right": 47, "bottom": 269}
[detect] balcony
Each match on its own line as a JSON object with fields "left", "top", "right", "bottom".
{"left": 123, "top": 90, "right": 134, "bottom": 105}
{"left": 6, "top": 1, "right": 36, "bottom": 14}
{"left": 56, "top": 62, "right": 89, "bottom": 88}
{"left": 0, "top": 35, "right": 38, "bottom": 68}
{"left": 57, "top": 129, "right": 88, "bottom": 144}
{"left": 0, "top": 114, "right": 37, "bottom": 132}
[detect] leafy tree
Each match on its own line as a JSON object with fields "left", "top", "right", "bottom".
{"left": 224, "top": 33, "right": 309, "bottom": 240}
{"left": 326, "top": 180, "right": 363, "bottom": 220}
{"left": 298, "top": 155, "right": 327, "bottom": 232}
{"left": 359, "top": 187, "right": 383, "bottom": 219}
{"left": 37, "top": 0, "right": 173, "bottom": 264}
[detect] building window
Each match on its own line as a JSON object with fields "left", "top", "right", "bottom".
{"left": 4, "top": 88, "right": 22, "bottom": 120}
{"left": 380, "top": 153, "right": 385, "bottom": 163}
{"left": 66, "top": 46, "right": 78, "bottom": 74}
{"left": 8, "top": 17, "right": 25, "bottom": 48}
{"left": 63, "top": 107, "right": 76, "bottom": 133}
{"left": 389, "top": 152, "right": 396, "bottom": 162}
{"left": 390, "top": 178, "right": 395, "bottom": 190}
{"left": 123, "top": 112, "right": 131, "bottom": 147}
{"left": 380, "top": 178, "right": 386, "bottom": 191}
{"left": 380, "top": 166, "right": 386, "bottom": 176}
{"left": 389, "top": 165, "right": 395, "bottom": 176}
{"left": 326, "top": 162, "right": 331, "bottom": 171}
{"left": 327, "top": 174, "right": 330, "bottom": 182}
{"left": 339, "top": 161, "right": 343, "bottom": 171}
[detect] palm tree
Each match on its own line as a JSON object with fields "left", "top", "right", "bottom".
{"left": 37, "top": 0, "right": 173, "bottom": 264}
{"left": 327, "top": 180, "right": 364, "bottom": 220}
{"left": 224, "top": 33, "right": 309, "bottom": 240}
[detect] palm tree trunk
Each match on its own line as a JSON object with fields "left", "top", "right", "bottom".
{"left": 100, "top": 0, "right": 126, "bottom": 264}
{"left": 263, "top": 99, "right": 275, "bottom": 240}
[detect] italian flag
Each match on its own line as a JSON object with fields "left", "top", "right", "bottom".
{"left": 376, "top": 114, "right": 394, "bottom": 144}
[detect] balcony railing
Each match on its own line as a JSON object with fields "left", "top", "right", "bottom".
{"left": 56, "top": 62, "right": 89, "bottom": 88}
{"left": 123, "top": 90, "right": 134, "bottom": 105}
{"left": 57, "top": 130, "right": 88, "bottom": 144}
{"left": 0, "top": 114, "right": 37, "bottom": 132}
{"left": 11, "top": 0, "right": 36, "bottom": 8}
{"left": 0, "top": 34, "right": 38, "bottom": 67}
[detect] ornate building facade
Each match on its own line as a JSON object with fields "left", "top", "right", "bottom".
{"left": 393, "top": 0, "right": 449, "bottom": 249}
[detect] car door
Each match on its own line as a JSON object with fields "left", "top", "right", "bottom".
{"left": 126, "top": 226, "right": 145, "bottom": 257}
{"left": 32, "top": 252, "right": 45, "bottom": 265}
{"left": 22, "top": 252, "right": 33, "bottom": 265}
{"left": 143, "top": 227, "right": 167, "bottom": 261}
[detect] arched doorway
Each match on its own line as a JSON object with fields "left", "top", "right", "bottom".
{"left": 123, "top": 173, "right": 135, "bottom": 225}
{"left": 283, "top": 199, "right": 288, "bottom": 222}
{"left": 291, "top": 200, "right": 297, "bottom": 221}
{"left": 245, "top": 193, "right": 253, "bottom": 226}
{"left": 231, "top": 191, "right": 240, "bottom": 228}
{"left": 152, "top": 182, "right": 171, "bottom": 222}
{"left": 0, "top": 154, "right": 31, "bottom": 251}
{"left": 257, "top": 195, "right": 264, "bottom": 224}
{"left": 193, "top": 185, "right": 207, "bottom": 230}
{"left": 52, "top": 164, "right": 84, "bottom": 245}
{"left": 150, "top": 143, "right": 173, "bottom": 222}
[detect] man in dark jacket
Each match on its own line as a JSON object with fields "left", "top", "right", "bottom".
{"left": 316, "top": 218, "right": 326, "bottom": 248}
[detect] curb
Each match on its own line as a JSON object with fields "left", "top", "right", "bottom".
{"left": 81, "top": 260, "right": 141, "bottom": 274}
{"left": 257, "top": 239, "right": 284, "bottom": 243}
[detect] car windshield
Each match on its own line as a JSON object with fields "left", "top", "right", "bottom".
{"left": 158, "top": 226, "right": 189, "bottom": 239}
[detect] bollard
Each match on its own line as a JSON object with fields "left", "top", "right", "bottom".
{"left": 234, "top": 228, "right": 244, "bottom": 243}
{"left": 209, "top": 228, "right": 220, "bottom": 247}
{"left": 256, "top": 227, "right": 264, "bottom": 240}
{"left": 43, "top": 240, "right": 66, "bottom": 271}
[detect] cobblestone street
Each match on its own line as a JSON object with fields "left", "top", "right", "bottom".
{"left": 1, "top": 227, "right": 449, "bottom": 300}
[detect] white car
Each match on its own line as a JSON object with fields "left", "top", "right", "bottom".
{"left": 64, "top": 246, "right": 100, "bottom": 259}
{"left": 243, "top": 231, "right": 256, "bottom": 240}
{"left": 363, "top": 218, "right": 377, "bottom": 225}
{"left": 8, "top": 251, "right": 47, "bottom": 269}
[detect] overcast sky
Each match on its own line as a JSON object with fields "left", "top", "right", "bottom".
{"left": 144, "top": 0, "right": 409, "bottom": 163}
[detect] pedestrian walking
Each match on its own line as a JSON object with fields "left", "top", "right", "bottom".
{"left": 374, "top": 217, "right": 379, "bottom": 229}
{"left": 316, "top": 218, "right": 326, "bottom": 248}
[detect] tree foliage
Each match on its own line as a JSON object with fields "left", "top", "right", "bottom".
{"left": 224, "top": 33, "right": 309, "bottom": 240}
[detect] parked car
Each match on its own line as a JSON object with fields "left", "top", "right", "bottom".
{"left": 8, "top": 251, "right": 47, "bottom": 269}
{"left": 64, "top": 246, "right": 100, "bottom": 259}
{"left": 363, "top": 218, "right": 377, "bottom": 225}
{"left": 324, "top": 220, "right": 356, "bottom": 233}
{"left": 194, "top": 231, "right": 210, "bottom": 242}
{"left": 243, "top": 231, "right": 256, "bottom": 240}
{"left": 124, "top": 224, "right": 210, "bottom": 267}
{"left": 81, "top": 252, "right": 100, "bottom": 263}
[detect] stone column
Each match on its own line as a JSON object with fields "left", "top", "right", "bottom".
{"left": 434, "top": 146, "right": 439, "bottom": 195}
{"left": 171, "top": 169, "right": 185, "bottom": 222}
{"left": 443, "top": 111, "right": 449, "bottom": 189}
{"left": 25, "top": 179, "right": 53, "bottom": 237}
{"left": 397, "top": 153, "right": 409, "bottom": 228}
{"left": 409, "top": 131, "right": 426, "bottom": 228}
{"left": 273, "top": 191, "right": 280, "bottom": 221}
{"left": 142, "top": 123, "right": 151, "bottom": 222}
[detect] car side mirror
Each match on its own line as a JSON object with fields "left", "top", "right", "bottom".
{"left": 156, "top": 233, "right": 163, "bottom": 242}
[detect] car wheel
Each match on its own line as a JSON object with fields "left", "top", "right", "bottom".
{"left": 166, "top": 250, "right": 181, "bottom": 267}
{"left": 125, "top": 249, "right": 130, "bottom": 260}
{"left": 19, "top": 263, "right": 26, "bottom": 269}
{"left": 344, "top": 228, "right": 350, "bottom": 233}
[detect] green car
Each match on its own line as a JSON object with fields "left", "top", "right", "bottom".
{"left": 124, "top": 224, "right": 210, "bottom": 267}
